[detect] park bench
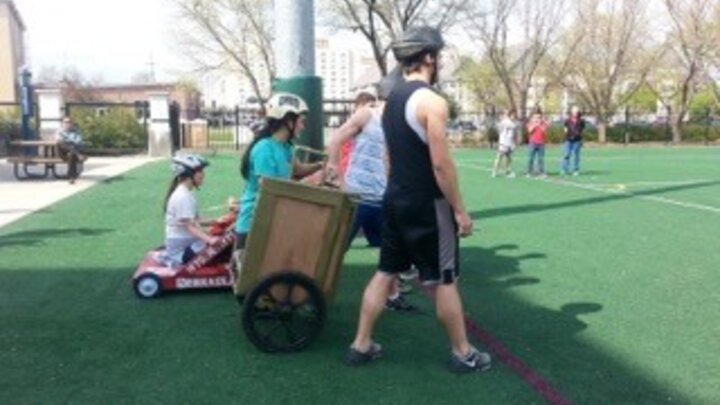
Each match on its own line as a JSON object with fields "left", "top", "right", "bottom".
{"left": 7, "top": 140, "right": 87, "bottom": 180}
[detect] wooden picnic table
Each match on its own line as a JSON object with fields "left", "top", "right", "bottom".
{"left": 6, "top": 139, "right": 86, "bottom": 180}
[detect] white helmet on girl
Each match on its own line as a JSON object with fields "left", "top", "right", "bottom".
{"left": 171, "top": 154, "right": 209, "bottom": 177}
{"left": 265, "top": 93, "right": 309, "bottom": 120}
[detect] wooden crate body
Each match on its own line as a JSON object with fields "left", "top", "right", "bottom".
{"left": 234, "top": 178, "right": 357, "bottom": 302}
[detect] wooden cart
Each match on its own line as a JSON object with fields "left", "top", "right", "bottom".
{"left": 235, "top": 177, "right": 358, "bottom": 352}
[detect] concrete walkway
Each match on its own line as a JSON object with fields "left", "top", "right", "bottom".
{"left": 0, "top": 156, "right": 158, "bottom": 229}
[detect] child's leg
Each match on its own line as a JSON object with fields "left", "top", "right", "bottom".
{"left": 573, "top": 141, "right": 582, "bottom": 173}
{"left": 492, "top": 152, "right": 502, "bottom": 176}
{"left": 562, "top": 141, "right": 572, "bottom": 174}
{"left": 538, "top": 145, "right": 546, "bottom": 175}
{"left": 527, "top": 145, "right": 537, "bottom": 174}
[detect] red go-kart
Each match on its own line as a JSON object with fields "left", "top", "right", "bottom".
{"left": 132, "top": 212, "right": 238, "bottom": 299}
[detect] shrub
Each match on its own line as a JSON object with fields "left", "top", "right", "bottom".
{"left": 70, "top": 108, "right": 147, "bottom": 150}
{"left": 0, "top": 107, "right": 21, "bottom": 156}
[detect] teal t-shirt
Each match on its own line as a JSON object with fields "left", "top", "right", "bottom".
{"left": 235, "top": 137, "right": 293, "bottom": 234}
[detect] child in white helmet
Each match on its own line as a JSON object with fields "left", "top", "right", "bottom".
{"left": 234, "top": 93, "right": 323, "bottom": 251}
{"left": 162, "top": 154, "right": 218, "bottom": 267}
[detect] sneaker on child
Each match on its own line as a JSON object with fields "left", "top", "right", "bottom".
{"left": 448, "top": 346, "right": 492, "bottom": 374}
{"left": 385, "top": 295, "right": 416, "bottom": 311}
{"left": 344, "top": 341, "right": 383, "bottom": 366}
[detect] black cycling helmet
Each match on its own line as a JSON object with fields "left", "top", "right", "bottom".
{"left": 391, "top": 26, "right": 445, "bottom": 62}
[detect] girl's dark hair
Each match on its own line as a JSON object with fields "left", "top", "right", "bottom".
{"left": 240, "top": 114, "right": 298, "bottom": 179}
{"left": 163, "top": 176, "right": 182, "bottom": 214}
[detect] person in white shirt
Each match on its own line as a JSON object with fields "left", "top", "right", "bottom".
{"left": 491, "top": 109, "right": 520, "bottom": 178}
{"left": 162, "top": 154, "right": 218, "bottom": 268}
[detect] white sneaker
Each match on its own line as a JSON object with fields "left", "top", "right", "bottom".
{"left": 506, "top": 171, "right": 516, "bottom": 178}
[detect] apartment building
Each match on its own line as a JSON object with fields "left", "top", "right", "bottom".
{"left": 202, "top": 38, "right": 358, "bottom": 108}
{"left": 316, "top": 38, "right": 353, "bottom": 100}
{"left": 0, "top": 0, "right": 25, "bottom": 102}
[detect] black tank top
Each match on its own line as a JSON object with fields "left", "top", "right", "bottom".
{"left": 382, "top": 80, "right": 443, "bottom": 201}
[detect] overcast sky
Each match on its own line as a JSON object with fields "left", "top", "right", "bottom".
{"left": 14, "top": 0, "right": 375, "bottom": 84}
{"left": 14, "top": 0, "right": 669, "bottom": 85}
{"left": 16, "top": 0, "right": 183, "bottom": 83}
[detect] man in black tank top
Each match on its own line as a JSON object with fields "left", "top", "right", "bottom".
{"left": 345, "top": 27, "right": 492, "bottom": 374}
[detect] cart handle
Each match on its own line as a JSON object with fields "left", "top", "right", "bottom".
{"left": 293, "top": 145, "right": 327, "bottom": 163}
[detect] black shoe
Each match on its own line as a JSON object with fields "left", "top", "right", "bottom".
{"left": 344, "top": 342, "right": 383, "bottom": 366}
{"left": 385, "top": 295, "right": 416, "bottom": 311}
{"left": 448, "top": 347, "right": 492, "bottom": 374}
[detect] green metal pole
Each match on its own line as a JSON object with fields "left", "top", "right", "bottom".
{"left": 275, "top": 0, "right": 323, "bottom": 152}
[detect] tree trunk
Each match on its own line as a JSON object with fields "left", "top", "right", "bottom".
{"left": 671, "top": 121, "right": 682, "bottom": 144}
{"left": 597, "top": 121, "right": 607, "bottom": 143}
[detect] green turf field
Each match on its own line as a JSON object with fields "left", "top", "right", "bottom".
{"left": 1, "top": 146, "right": 718, "bottom": 404}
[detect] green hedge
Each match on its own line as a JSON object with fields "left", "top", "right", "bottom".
{"left": 70, "top": 108, "right": 147, "bottom": 150}
{"left": 0, "top": 108, "right": 21, "bottom": 156}
{"left": 603, "top": 124, "right": 720, "bottom": 143}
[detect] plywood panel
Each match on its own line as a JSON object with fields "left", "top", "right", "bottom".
{"left": 258, "top": 198, "right": 332, "bottom": 280}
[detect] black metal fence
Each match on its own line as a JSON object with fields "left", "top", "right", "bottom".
{"left": 176, "top": 100, "right": 358, "bottom": 152}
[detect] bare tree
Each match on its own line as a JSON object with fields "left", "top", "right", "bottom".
{"left": 455, "top": 55, "right": 507, "bottom": 113}
{"left": 321, "top": 0, "right": 471, "bottom": 75}
{"left": 648, "top": 0, "right": 716, "bottom": 143}
{"left": 172, "top": 0, "right": 275, "bottom": 111}
{"left": 36, "top": 65, "right": 104, "bottom": 103}
{"left": 463, "top": 0, "right": 568, "bottom": 124}
{"left": 705, "top": 2, "right": 720, "bottom": 108}
{"left": 555, "top": 0, "right": 654, "bottom": 143}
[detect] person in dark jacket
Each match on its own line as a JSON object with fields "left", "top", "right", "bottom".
{"left": 562, "top": 106, "right": 586, "bottom": 176}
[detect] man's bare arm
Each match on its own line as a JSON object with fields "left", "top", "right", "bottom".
{"left": 422, "top": 92, "right": 465, "bottom": 215}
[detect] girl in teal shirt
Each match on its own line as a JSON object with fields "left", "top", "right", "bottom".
{"left": 234, "top": 93, "right": 322, "bottom": 249}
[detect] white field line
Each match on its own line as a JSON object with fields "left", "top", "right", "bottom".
{"left": 454, "top": 155, "right": 720, "bottom": 162}
{"left": 457, "top": 162, "right": 720, "bottom": 214}
{"left": 588, "top": 180, "right": 711, "bottom": 187}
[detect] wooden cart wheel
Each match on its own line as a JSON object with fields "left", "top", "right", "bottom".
{"left": 242, "top": 272, "right": 326, "bottom": 353}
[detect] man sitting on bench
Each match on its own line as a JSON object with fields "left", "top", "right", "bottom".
{"left": 56, "top": 116, "right": 84, "bottom": 184}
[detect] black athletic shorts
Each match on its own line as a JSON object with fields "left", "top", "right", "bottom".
{"left": 378, "top": 197, "right": 460, "bottom": 285}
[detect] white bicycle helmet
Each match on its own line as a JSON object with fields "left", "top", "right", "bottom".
{"left": 265, "top": 93, "right": 309, "bottom": 120}
{"left": 171, "top": 154, "right": 209, "bottom": 177}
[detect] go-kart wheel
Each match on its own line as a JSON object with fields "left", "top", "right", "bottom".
{"left": 134, "top": 274, "right": 163, "bottom": 299}
{"left": 242, "top": 272, "right": 325, "bottom": 353}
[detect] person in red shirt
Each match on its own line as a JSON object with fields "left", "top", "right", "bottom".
{"left": 526, "top": 109, "right": 549, "bottom": 178}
